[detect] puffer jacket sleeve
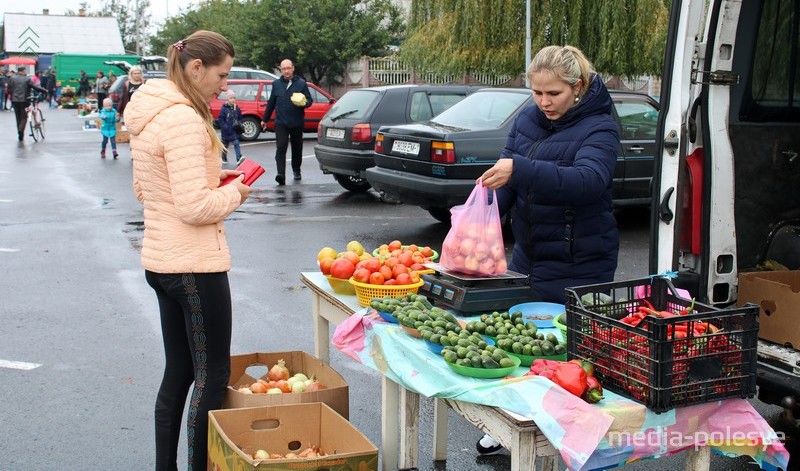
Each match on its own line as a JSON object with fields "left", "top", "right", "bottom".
{"left": 160, "top": 105, "right": 240, "bottom": 224}
{"left": 507, "top": 122, "right": 618, "bottom": 205}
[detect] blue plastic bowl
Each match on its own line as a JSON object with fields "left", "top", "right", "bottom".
{"left": 376, "top": 310, "right": 398, "bottom": 323}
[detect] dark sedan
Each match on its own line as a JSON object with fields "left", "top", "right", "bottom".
{"left": 314, "top": 85, "right": 479, "bottom": 192}
{"left": 366, "top": 88, "right": 660, "bottom": 222}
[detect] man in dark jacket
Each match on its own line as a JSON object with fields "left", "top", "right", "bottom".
{"left": 0, "top": 71, "right": 8, "bottom": 111}
{"left": 260, "top": 59, "right": 313, "bottom": 185}
{"left": 8, "top": 66, "right": 48, "bottom": 141}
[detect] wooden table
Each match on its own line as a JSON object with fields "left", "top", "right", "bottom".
{"left": 299, "top": 271, "right": 711, "bottom": 471}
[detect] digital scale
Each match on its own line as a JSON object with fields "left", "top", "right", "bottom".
{"left": 418, "top": 263, "right": 535, "bottom": 313}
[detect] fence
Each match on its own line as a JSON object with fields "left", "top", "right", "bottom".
{"left": 325, "top": 55, "right": 660, "bottom": 99}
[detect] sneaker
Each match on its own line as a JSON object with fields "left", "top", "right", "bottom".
{"left": 113, "top": 151, "right": 119, "bottom": 159}
{"left": 275, "top": 174, "right": 285, "bottom": 186}
{"left": 294, "top": 172, "right": 302, "bottom": 181}
{"left": 18, "top": 132, "right": 23, "bottom": 141}
{"left": 476, "top": 434, "right": 503, "bottom": 456}
{"left": 101, "top": 151, "right": 106, "bottom": 159}
{"left": 236, "top": 156, "right": 245, "bottom": 166}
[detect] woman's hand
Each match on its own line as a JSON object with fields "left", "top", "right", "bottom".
{"left": 231, "top": 177, "right": 251, "bottom": 205}
{"left": 478, "top": 158, "right": 513, "bottom": 189}
{"left": 219, "top": 169, "right": 242, "bottom": 181}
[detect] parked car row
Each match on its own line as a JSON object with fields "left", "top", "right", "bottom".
{"left": 314, "top": 85, "right": 660, "bottom": 222}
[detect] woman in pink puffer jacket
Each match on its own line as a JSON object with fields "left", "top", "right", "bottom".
{"left": 124, "top": 30, "right": 250, "bottom": 471}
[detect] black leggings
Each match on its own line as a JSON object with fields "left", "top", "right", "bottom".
{"left": 145, "top": 271, "right": 232, "bottom": 471}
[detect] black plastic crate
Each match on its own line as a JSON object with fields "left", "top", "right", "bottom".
{"left": 565, "top": 277, "right": 759, "bottom": 413}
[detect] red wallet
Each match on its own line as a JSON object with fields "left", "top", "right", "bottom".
{"left": 220, "top": 159, "right": 265, "bottom": 186}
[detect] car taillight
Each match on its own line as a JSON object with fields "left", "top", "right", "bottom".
{"left": 680, "top": 148, "right": 704, "bottom": 255}
{"left": 431, "top": 141, "right": 455, "bottom": 163}
{"left": 374, "top": 133, "right": 384, "bottom": 153}
{"left": 317, "top": 122, "right": 322, "bottom": 139}
{"left": 351, "top": 123, "right": 372, "bottom": 143}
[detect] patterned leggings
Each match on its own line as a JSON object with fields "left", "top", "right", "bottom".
{"left": 145, "top": 271, "right": 232, "bottom": 471}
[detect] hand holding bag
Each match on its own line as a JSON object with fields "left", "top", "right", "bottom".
{"left": 440, "top": 181, "right": 508, "bottom": 276}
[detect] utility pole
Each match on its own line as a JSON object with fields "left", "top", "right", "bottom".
{"left": 525, "top": 0, "right": 531, "bottom": 88}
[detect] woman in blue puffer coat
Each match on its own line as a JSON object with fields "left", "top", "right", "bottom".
{"left": 475, "top": 44, "right": 620, "bottom": 457}
{"left": 481, "top": 45, "right": 620, "bottom": 305}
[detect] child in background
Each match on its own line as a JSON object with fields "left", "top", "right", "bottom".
{"left": 218, "top": 90, "right": 243, "bottom": 163}
{"left": 99, "top": 97, "right": 119, "bottom": 159}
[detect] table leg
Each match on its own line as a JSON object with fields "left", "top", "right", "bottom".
{"left": 381, "top": 376, "right": 399, "bottom": 471}
{"left": 432, "top": 398, "right": 448, "bottom": 461}
{"left": 399, "top": 386, "right": 419, "bottom": 469}
{"left": 310, "top": 293, "right": 330, "bottom": 363}
{"left": 510, "top": 429, "right": 536, "bottom": 471}
{"left": 540, "top": 455, "right": 559, "bottom": 470}
{"left": 685, "top": 446, "right": 711, "bottom": 470}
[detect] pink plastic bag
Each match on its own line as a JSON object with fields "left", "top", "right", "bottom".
{"left": 440, "top": 181, "right": 508, "bottom": 276}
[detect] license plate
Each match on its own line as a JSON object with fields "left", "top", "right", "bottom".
{"left": 392, "top": 140, "right": 420, "bottom": 156}
{"left": 326, "top": 128, "right": 345, "bottom": 140}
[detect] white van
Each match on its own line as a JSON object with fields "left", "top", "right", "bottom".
{"left": 653, "top": 0, "right": 800, "bottom": 410}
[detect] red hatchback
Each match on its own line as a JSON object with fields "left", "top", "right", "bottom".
{"left": 210, "top": 79, "right": 335, "bottom": 141}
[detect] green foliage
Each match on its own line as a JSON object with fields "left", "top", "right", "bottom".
{"left": 99, "top": 0, "right": 152, "bottom": 54}
{"left": 150, "top": 0, "right": 404, "bottom": 84}
{"left": 404, "top": 0, "right": 668, "bottom": 78}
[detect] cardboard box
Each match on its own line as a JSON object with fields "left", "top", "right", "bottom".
{"left": 116, "top": 123, "right": 129, "bottom": 143}
{"left": 208, "top": 403, "right": 378, "bottom": 471}
{"left": 738, "top": 270, "right": 800, "bottom": 348}
{"left": 224, "top": 351, "right": 349, "bottom": 419}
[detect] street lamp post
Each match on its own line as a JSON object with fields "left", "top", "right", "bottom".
{"left": 525, "top": 0, "right": 531, "bottom": 87}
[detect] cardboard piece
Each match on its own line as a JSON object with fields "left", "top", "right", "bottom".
{"left": 738, "top": 270, "right": 800, "bottom": 348}
{"left": 224, "top": 351, "right": 349, "bottom": 419}
{"left": 208, "top": 403, "right": 378, "bottom": 471}
{"left": 116, "top": 123, "right": 129, "bottom": 143}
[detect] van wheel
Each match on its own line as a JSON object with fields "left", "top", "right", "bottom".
{"left": 427, "top": 207, "right": 452, "bottom": 224}
{"left": 333, "top": 174, "right": 371, "bottom": 192}
{"left": 239, "top": 117, "right": 261, "bottom": 141}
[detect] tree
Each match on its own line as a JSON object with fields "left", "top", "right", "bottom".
{"left": 403, "top": 0, "right": 668, "bottom": 78}
{"left": 99, "top": 0, "right": 153, "bottom": 54}
{"left": 150, "top": 0, "right": 404, "bottom": 84}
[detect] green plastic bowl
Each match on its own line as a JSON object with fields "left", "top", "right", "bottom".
{"left": 552, "top": 314, "right": 568, "bottom": 339}
{"left": 446, "top": 355, "right": 521, "bottom": 379}
{"left": 501, "top": 350, "right": 567, "bottom": 367}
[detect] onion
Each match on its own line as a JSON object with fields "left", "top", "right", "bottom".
{"left": 267, "top": 387, "right": 283, "bottom": 394}
{"left": 292, "top": 373, "right": 309, "bottom": 382}
{"left": 286, "top": 377, "right": 299, "bottom": 388}
{"left": 268, "top": 359, "right": 290, "bottom": 381}
{"left": 253, "top": 449, "right": 270, "bottom": 460}
{"left": 305, "top": 380, "right": 327, "bottom": 392}
{"left": 291, "top": 381, "right": 307, "bottom": 393}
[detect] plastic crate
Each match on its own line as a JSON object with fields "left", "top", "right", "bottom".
{"left": 349, "top": 277, "right": 425, "bottom": 307}
{"left": 565, "top": 277, "right": 758, "bottom": 413}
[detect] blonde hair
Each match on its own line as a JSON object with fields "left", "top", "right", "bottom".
{"left": 128, "top": 65, "right": 144, "bottom": 82}
{"left": 527, "top": 45, "right": 594, "bottom": 98}
{"left": 167, "top": 30, "right": 235, "bottom": 154}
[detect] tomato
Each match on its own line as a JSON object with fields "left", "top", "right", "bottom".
{"left": 410, "top": 272, "right": 420, "bottom": 283}
{"left": 340, "top": 251, "right": 360, "bottom": 266}
{"left": 409, "top": 263, "right": 425, "bottom": 271}
{"left": 379, "top": 265, "right": 393, "bottom": 280}
{"left": 384, "top": 257, "right": 399, "bottom": 269}
{"left": 369, "top": 272, "right": 385, "bottom": 285}
{"left": 330, "top": 259, "right": 356, "bottom": 279}
{"left": 320, "top": 257, "right": 335, "bottom": 275}
{"left": 407, "top": 244, "right": 419, "bottom": 252}
{"left": 420, "top": 246, "right": 434, "bottom": 258}
{"left": 398, "top": 252, "right": 413, "bottom": 267}
{"left": 353, "top": 267, "right": 371, "bottom": 283}
{"left": 364, "top": 257, "right": 381, "bottom": 273}
{"left": 388, "top": 240, "right": 402, "bottom": 251}
{"left": 392, "top": 264, "right": 409, "bottom": 279}
{"left": 384, "top": 279, "right": 397, "bottom": 285}
{"left": 395, "top": 273, "right": 412, "bottom": 285}
{"left": 378, "top": 243, "right": 389, "bottom": 252}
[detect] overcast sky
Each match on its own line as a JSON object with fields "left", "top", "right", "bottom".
{"left": 1, "top": 0, "right": 198, "bottom": 26}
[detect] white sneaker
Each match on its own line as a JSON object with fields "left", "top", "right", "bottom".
{"left": 476, "top": 434, "right": 503, "bottom": 455}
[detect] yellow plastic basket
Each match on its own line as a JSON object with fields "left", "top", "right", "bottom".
{"left": 325, "top": 275, "right": 357, "bottom": 295}
{"left": 348, "top": 277, "right": 425, "bottom": 307}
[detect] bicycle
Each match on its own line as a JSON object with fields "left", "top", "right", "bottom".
{"left": 25, "top": 94, "right": 45, "bottom": 142}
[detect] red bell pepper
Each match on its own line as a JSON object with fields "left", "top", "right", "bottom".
{"left": 583, "top": 376, "right": 604, "bottom": 403}
{"left": 552, "top": 362, "right": 588, "bottom": 397}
